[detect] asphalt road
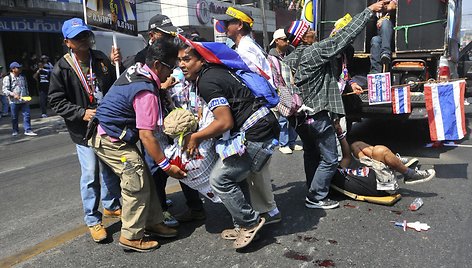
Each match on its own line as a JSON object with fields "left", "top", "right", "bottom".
{"left": 1, "top": 107, "right": 471, "bottom": 267}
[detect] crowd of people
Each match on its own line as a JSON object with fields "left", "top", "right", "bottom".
{"left": 1, "top": 0, "right": 436, "bottom": 253}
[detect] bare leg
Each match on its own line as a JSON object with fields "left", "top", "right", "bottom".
{"left": 350, "top": 141, "right": 374, "bottom": 159}
{"left": 351, "top": 141, "right": 408, "bottom": 174}
{"left": 371, "top": 145, "right": 407, "bottom": 174}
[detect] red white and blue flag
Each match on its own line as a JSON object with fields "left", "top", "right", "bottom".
{"left": 424, "top": 80, "right": 467, "bottom": 141}
{"left": 177, "top": 34, "right": 270, "bottom": 79}
{"left": 391, "top": 85, "right": 411, "bottom": 114}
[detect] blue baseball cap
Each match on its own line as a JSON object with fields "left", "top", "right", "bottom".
{"left": 62, "top": 18, "right": 91, "bottom": 39}
{"left": 9, "top": 62, "right": 22, "bottom": 69}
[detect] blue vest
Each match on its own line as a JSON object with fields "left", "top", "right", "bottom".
{"left": 96, "top": 68, "right": 156, "bottom": 144}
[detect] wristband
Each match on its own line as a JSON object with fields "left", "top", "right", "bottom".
{"left": 157, "top": 157, "right": 171, "bottom": 171}
{"left": 337, "top": 131, "right": 347, "bottom": 140}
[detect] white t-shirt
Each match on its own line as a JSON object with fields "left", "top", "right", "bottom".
{"left": 236, "top": 35, "right": 274, "bottom": 87}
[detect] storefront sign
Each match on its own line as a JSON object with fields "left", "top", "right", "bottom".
{"left": 0, "top": 17, "right": 63, "bottom": 33}
{"left": 84, "top": 0, "right": 137, "bottom": 36}
{"left": 196, "top": 0, "right": 229, "bottom": 25}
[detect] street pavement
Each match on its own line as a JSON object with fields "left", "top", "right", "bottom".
{"left": 1, "top": 106, "right": 472, "bottom": 267}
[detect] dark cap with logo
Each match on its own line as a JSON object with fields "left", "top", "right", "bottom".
{"left": 148, "top": 14, "right": 178, "bottom": 34}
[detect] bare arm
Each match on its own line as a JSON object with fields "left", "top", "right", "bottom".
{"left": 183, "top": 106, "right": 234, "bottom": 156}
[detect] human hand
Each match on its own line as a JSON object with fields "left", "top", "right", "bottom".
{"left": 12, "top": 93, "right": 20, "bottom": 100}
{"left": 368, "top": 1, "right": 385, "bottom": 12}
{"left": 351, "top": 82, "right": 363, "bottom": 95}
{"left": 333, "top": 118, "right": 343, "bottom": 136}
{"left": 83, "top": 108, "right": 96, "bottom": 122}
{"left": 166, "top": 165, "right": 187, "bottom": 179}
{"left": 110, "top": 46, "right": 122, "bottom": 64}
{"left": 161, "top": 76, "right": 178, "bottom": 90}
{"left": 182, "top": 133, "right": 200, "bottom": 158}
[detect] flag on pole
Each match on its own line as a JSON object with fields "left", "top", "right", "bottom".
{"left": 300, "top": 0, "right": 315, "bottom": 30}
{"left": 391, "top": 85, "right": 411, "bottom": 114}
{"left": 424, "top": 80, "right": 466, "bottom": 141}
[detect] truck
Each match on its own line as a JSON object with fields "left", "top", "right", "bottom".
{"left": 317, "top": 0, "right": 469, "bottom": 130}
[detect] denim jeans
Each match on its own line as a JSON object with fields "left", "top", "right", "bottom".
{"left": 10, "top": 102, "right": 31, "bottom": 133}
{"left": 370, "top": 19, "right": 393, "bottom": 73}
{"left": 210, "top": 140, "right": 270, "bottom": 227}
{"left": 76, "top": 144, "right": 121, "bottom": 226}
{"left": 294, "top": 111, "right": 338, "bottom": 201}
{"left": 279, "top": 115, "right": 298, "bottom": 147}
{"left": 39, "top": 90, "right": 48, "bottom": 115}
{"left": 1, "top": 95, "right": 9, "bottom": 115}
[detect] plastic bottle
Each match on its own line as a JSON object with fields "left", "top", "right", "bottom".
{"left": 121, "top": 156, "right": 134, "bottom": 174}
{"left": 409, "top": 197, "right": 424, "bottom": 211}
{"left": 437, "top": 56, "right": 450, "bottom": 81}
{"left": 252, "top": 139, "right": 279, "bottom": 173}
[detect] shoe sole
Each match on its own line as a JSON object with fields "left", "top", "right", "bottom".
{"left": 144, "top": 230, "right": 178, "bottom": 238}
{"left": 119, "top": 242, "right": 158, "bottom": 252}
{"left": 163, "top": 221, "right": 180, "bottom": 228}
{"left": 233, "top": 218, "right": 265, "bottom": 249}
{"left": 405, "top": 171, "right": 435, "bottom": 185}
{"left": 305, "top": 199, "right": 339, "bottom": 209}
{"left": 103, "top": 214, "right": 121, "bottom": 219}
{"left": 404, "top": 158, "right": 419, "bottom": 168}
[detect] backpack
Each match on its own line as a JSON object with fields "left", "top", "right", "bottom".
{"left": 177, "top": 36, "right": 279, "bottom": 108}
{"left": 234, "top": 69, "right": 279, "bottom": 108}
{"left": 267, "top": 55, "right": 302, "bottom": 116}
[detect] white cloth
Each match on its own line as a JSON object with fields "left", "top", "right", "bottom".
{"left": 236, "top": 35, "right": 274, "bottom": 87}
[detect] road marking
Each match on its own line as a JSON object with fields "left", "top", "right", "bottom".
{"left": 0, "top": 184, "right": 182, "bottom": 267}
{"left": 0, "top": 166, "right": 25, "bottom": 175}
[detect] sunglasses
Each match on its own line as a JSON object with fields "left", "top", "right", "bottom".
{"left": 160, "top": 60, "right": 177, "bottom": 70}
{"left": 71, "top": 31, "right": 93, "bottom": 41}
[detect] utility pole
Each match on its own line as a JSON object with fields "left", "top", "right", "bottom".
{"left": 259, "top": 0, "right": 269, "bottom": 51}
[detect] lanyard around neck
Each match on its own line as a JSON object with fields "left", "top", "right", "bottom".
{"left": 71, "top": 51, "right": 94, "bottom": 103}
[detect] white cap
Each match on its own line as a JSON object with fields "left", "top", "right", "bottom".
{"left": 270, "top": 29, "right": 286, "bottom": 46}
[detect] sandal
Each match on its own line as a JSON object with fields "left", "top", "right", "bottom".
{"left": 233, "top": 217, "right": 265, "bottom": 249}
{"left": 221, "top": 228, "right": 240, "bottom": 240}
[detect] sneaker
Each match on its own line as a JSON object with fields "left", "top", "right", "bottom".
{"left": 405, "top": 168, "right": 435, "bottom": 185}
{"left": 278, "top": 146, "right": 293, "bottom": 154}
{"left": 396, "top": 153, "right": 419, "bottom": 168}
{"left": 291, "top": 144, "right": 303, "bottom": 151}
{"left": 89, "top": 223, "right": 107, "bottom": 242}
{"left": 12, "top": 131, "right": 18, "bottom": 137}
{"left": 163, "top": 211, "right": 179, "bottom": 227}
{"left": 24, "top": 131, "right": 38, "bottom": 136}
{"left": 305, "top": 195, "right": 339, "bottom": 209}
{"left": 145, "top": 223, "right": 178, "bottom": 238}
{"left": 166, "top": 198, "right": 173, "bottom": 207}
{"left": 175, "top": 209, "right": 206, "bottom": 222}
{"left": 2, "top": 113, "right": 9, "bottom": 117}
{"left": 260, "top": 211, "right": 282, "bottom": 225}
{"left": 41, "top": 114, "right": 48, "bottom": 118}
{"left": 381, "top": 54, "right": 391, "bottom": 72}
{"left": 103, "top": 208, "right": 121, "bottom": 218}
{"left": 119, "top": 236, "right": 159, "bottom": 252}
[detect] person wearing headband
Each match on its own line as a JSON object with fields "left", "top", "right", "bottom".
{"left": 215, "top": 6, "right": 281, "bottom": 226}
{"left": 282, "top": 2, "right": 385, "bottom": 210}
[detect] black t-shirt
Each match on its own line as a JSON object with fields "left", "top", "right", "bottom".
{"left": 197, "top": 65, "right": 279, "bottom": 141}
{"left": 38, "top": 69, "right": 50, "bottom": 91}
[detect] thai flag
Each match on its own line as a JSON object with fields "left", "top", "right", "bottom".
{"left": 424, "top": 80, "right": 467, "bottom": 141}
{"left": 177, "top": 34, "right": 270, "bottom": 80}
{"left": 391, "top": 86, "right": 411, "bottom": 114}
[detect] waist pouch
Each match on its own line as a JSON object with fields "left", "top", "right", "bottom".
{"left": 215, "top": 106, "right": 270, "bottom": 161}
{"left": 84, "top": 117, "right": 99, "bottom": 141}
